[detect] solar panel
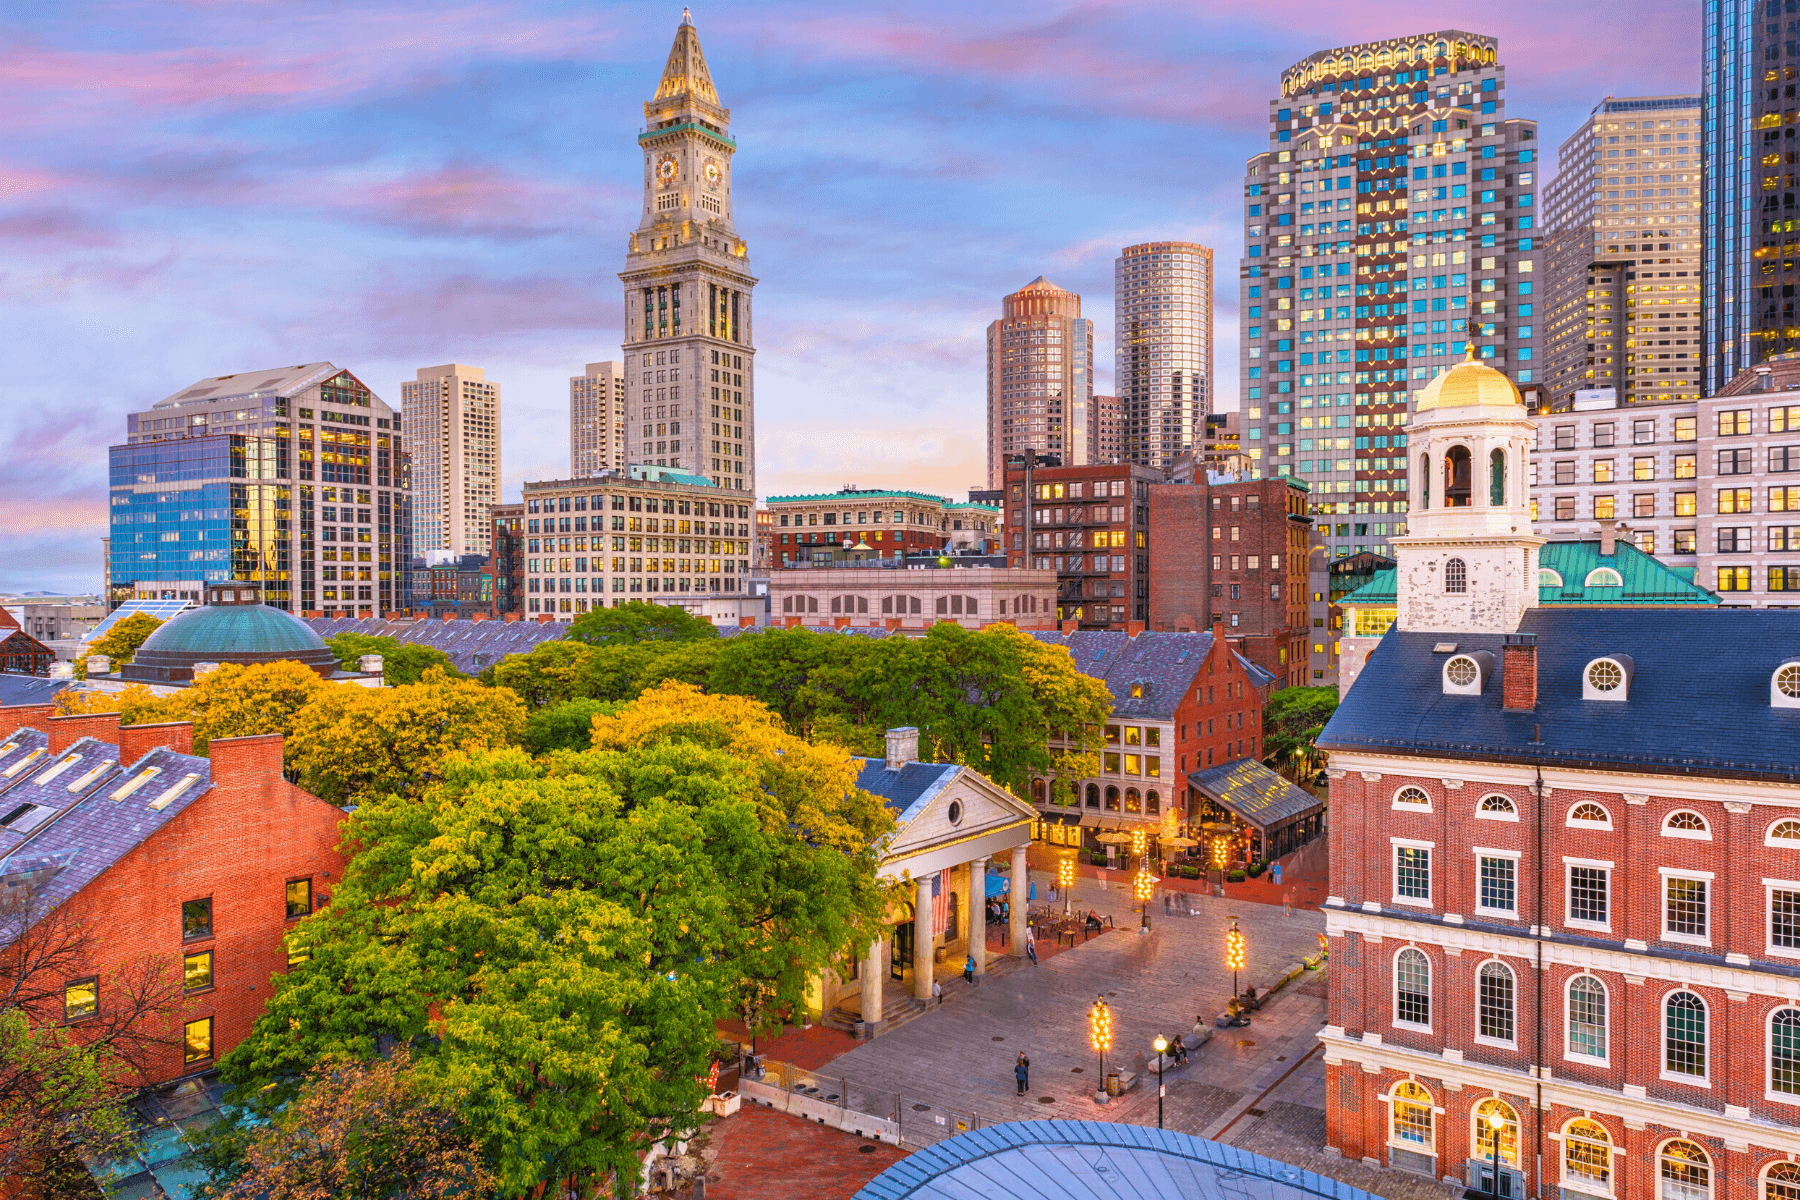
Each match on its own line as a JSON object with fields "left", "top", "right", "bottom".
{"left": 85, "top": 599, "right": 196, "bottom": 643}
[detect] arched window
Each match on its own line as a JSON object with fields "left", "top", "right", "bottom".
{"left": 1772, "top": 818, "right": 1800, "bottom": 846}
{"left": 1478, "top": 961, "right": 1515, "bottom": 1043}
{"left": 1031, "top": 778, "right": 1046, "bottom": 805}
{"left": 1388, "top": 1080, "right": 1433, "bottom": 1150}
{"left": 1771, "top": 1006, "right": 1800, "bottom": 1096}
{"left": 1125, "top": 788, "right": 1141, "bottom": 813}
{"left": 1085, "top": 783, "right": 1100, "bottom": 809}
{"left": 1395, "top": 947, "right": 1431, "bottom": 1027}
{"left": 1665, "top": 991, "right": 1708, "bottom": 1078}
{"left": 1775, "top": 662, "right": 1800, "bottom": 707}
{"left": 1489, "top": 447, "right": 1506, "bottom": 506}
{"left": 1767, "top": 1162, "right": 1800, "bottom": 1200}
{"left": 1471, "top": 1098, "right": 1519, "bottom": 1166}
{"left": 1663, "top": 810, "right": 1711, "bottom": 839}
{"left": 1658, "top": 1140, "right": 1710, "bottom": 1200}
{"left": 1584, "top": 567, "right": 1624, "bottom": 588}
{"left": 1393, "top": 786, "right": 1431, "bottom": 809}
{"left": 1539, "top": 568, "right": 1564, "bottom": 588}
{"left": 1445, "top": 558, "right": 1468, "bottom": 593}
{"left": 1146, "top": 789, "right": 1160, "bottom": 815}
{"left": 1567, "top": 975, "right": 1608, "bottom": 1060}
{"left": 1419, "top": 452, "right": 1431, "bottom": 508}
{"left": 1478, "top": 793, "right": 1517, "bottom": 819}
{"left": 1568, "top": 801, "right": 1613, "bottom": 829}
{"left": 1444, "top": 445, "right": 1472, "bottom": 506}
{"left": 1104, "top": 785, "right": 1120, "bottom": 812}
{"left": 1563, "top": 1120, "right": 1612, "bottom": 1192}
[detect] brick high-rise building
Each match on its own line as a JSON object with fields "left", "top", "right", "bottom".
{"left": 400, "top": 363, "right": 501, "bottom": 557}
{"left": 1542, "top": 96, "right": 1702, "bottom": 410}
{"left": 620, "top": 12, "right": 755, "bottom": 494}
{"left": 570, "top": 361, "right": 626, "bottom": 477}
{"left": 1115, "top": 242, "right": 1215, "bottom": 469}
{"left": 1240, "top": 32, "right": 1542, "bottom": 564}
{"left": 1002, "top": 458, "right": 1159, "bottom": 629}
{"left": 986, "top": 277, "right": 1096, "bottom": 489}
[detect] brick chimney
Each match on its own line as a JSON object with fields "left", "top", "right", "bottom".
{"left": 885, "top": 726, "right": 920, "bottom": 771}
{"left": 1060, "top": 618, "right": 1079, "bottom": 634}
{"left": 48, "top": 710, "right": 123, "bottom": 754}
{"left": 1503, "top": 633, "right": 1538, "bottom": 711}
{"left": 120, "top": 720, "right": 194, "bottom": 764}
{"left": 208, "top": 732, "right": 286, "bottom": 788}
{"left": 1600, "top": 521, "right": 1623, "bottom": 556}
{"left": 1126, "top": 621, "right": 1146, "bottom": 637}
{"left": 0, "top": 704, "right": 56, "bottom": 742}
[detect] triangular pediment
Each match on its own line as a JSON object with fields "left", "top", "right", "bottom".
{"left": 881, "top": 767, "right": 1036, "bottom": 863}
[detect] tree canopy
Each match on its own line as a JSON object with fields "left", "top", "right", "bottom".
{"left": 78, "top": 613, "right": 163, "bottom": 678}
{"left": 324, "top": 633, "right": 462, "bottom": 686}
{"left": 563, "top": 600, "right": 720, "bottom": 648}
{"left": 55, "top": 661, "right": 329, "bottom": 754}
{"left": 1262, "top": 685, "right": 1340, "bottom": 778}
{"left": 221, "top": 682, "right": 892, "bottom": 1196}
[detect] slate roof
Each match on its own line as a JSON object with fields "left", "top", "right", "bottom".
{"left": 1028, "top": 630, "right": 1268, "bottom": 718}
{"left": 853, "top": 757, "right": 960, "bottom": 827}
{"left": 0, "top": 736, "right": 125, "bottom": 855}
{"left": 1188, "top": 757, "right": 1323, "bottom": 831}
{"left": 1321, "top": 607, "right": 1800, "bottom": 782}
{"left": 1338, "top": 540, "right": 1718, "bottom": 608}
{"left": 0, "top": 676, "right": 73, "bottom": 707}
{"left": 853, "top": 1119, "right": 1379, "bottom": 1200}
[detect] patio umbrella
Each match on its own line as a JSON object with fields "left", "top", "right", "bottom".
{"left": 1094, "top": 831, "right": 1134, "bottom": 845}
{"left": 1160, "top": 836, "right": 1200, "bottom": 848}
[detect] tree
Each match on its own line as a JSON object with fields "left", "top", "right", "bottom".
{"left": 53, "top": 661, "right": 329, "bottom": 755}
{"left": 77, "top": 614, "right": 163, "bottom": 678}
{"left": 564, "top": 600, "right": 718, "bottom": 647}
{"left": 0, "top": 886, "right": 180, "bottom": 1198}
{"left": 194, "top": 1047, "right": 493, "bottom": 1200}
{"left": 286, "top": 667, "right": 527, "bottom": 805}
{"left": 522, "top": 698, "right": 621, "bottom": 753}
{"left": 324, "top": 634, "right": 461, "bottom": 687}
{"left": 1263, "top": 686, "right": 1341, "bottom": 780}
{"left": 222, "top": 682, "right": 892, "bottom": 1197}
{"left": 492, "top": 640, "right": 599, "bottom": 709}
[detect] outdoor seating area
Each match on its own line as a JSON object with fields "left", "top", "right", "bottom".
{"left": 1030, "top": 905, "right": 1116, "bottom": 947}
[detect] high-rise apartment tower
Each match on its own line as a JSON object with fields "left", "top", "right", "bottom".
{"left": 986, "top": 276, "right": 1095, "bottom": 489}
{"left": 1114, "top": 241, "right": 1214, "bottom": 469}
{"left": 570, "top": 361, "right": 627, "bottom": 476}
{"left": 1240, "top": 32, "right": 1540, "bottom": 561}
{"left": 1543, "top": 97, "right": 1702, "bottom": 410}
{"left": 619, "top": 12, "right": 755, "bottom": 495}
{"left": 400, "top": 363, "right": 501, "bottom": 556}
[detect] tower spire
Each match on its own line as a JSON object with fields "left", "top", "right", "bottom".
{"left": 653, "top": 12, "right": 719, "bottom": 109}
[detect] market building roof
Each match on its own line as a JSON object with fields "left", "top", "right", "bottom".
{"left": 1188, "top": 757, "right": 1324, "bottom": 831}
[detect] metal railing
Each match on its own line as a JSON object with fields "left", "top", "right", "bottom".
{"left": 721, "top": 1045, "right": 1005, "bottom": 1148}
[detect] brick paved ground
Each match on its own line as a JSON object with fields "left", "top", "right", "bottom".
{"left": 1028, "top": 829, "right": 1332, "bottom": 913}
{"left": 673, "top": 1103, "right": 904, "bottom": 1200}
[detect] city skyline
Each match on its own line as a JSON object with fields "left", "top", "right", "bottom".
{"left": 3, "top": 2, "right": 1695, "bottom": 592}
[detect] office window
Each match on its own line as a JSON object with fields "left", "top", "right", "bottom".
{"left": 1478, "top": 961, "right": 1516, "bottom": 1043}
{"left": 1775, "top": 486, "right": 1800, "bottom": 512}
{"left": 1719, "top": 527, "right": 1753, "bottom": 554}
{"left": 1632, "top": 456, "right": 1656, "bottom": 481}
{"left": 1478, "top": 855, "right": 1517, "bottom": 914}
{"left": 1719, "top": 566, "right": 1752, "bottom": 591}
{"left": 1673, "top": 415, "right": 1697, "bottom": 441}
{"left": 1773, "top": 405, "right": 1800, "bottom": 432}
{"left": 1719, "top": 487, "right": 1754, "bottom": 514}
{"left": 1567, "top": 975, "right": 1608, "bottom": 1060}
{"left": 1594, "top": 422, "right": 1617, "bottom": 447}
{"left": 1554, "top": 496, "right": 1576, "bottom": 520}
{"left": 1720, "top": 448, "right": 1755, "bottom": 475}
{"left": 1592, "top": 459, "right": 1614, "bottom": 483}
{"left": 1666, "top": 876, "right": 1709, "bottom": 940}
{"left": 1395, "top": 845, "right": 1431, "bottom": 901}
{"left": 1719, "top": 409, "right": 1751, "bottom": 436}
{"left": 64, "top": 977, "right": 98, "bottom": 1021}
{"left": 1674, "top": 491, "right": 1697, "bottom": 516}
{"left": 1593, "top": 495, "right": 1616, "bottom": 520}
{"left": 184, "top": 1016, "right": 214, "bottom": 1064}
{"left": 1554, "top": 460, "right": 1577, "bottom": 485}
{"left": 1569, "top": 865, "right": 1609, "bottom": 926}
{"left": 183, "top": 897, "right": 212, "bottom": 940}
{"left": 1632, "top": 493, "right": 1656, "bottom": 519}
{"left": 1665, "top": 991, "right": 1707, "bottom": 1077}
{"left": 1633, "top": 419, "right": 1657, "bottom": 445}
{"left": 1673, "top": 452, "right": 1697, "bottom": 478}
{"left": 184, "top": 950, "right": 213, "bottom": 993}
{"left": 1395, "top": 947, "right": 1431, "bottom": 1027}
{"left": 1553, "top": 425, "right": 1576, "bottom": 450}
{"left": 285, "top": 879, "right": 313, "bottom": 919}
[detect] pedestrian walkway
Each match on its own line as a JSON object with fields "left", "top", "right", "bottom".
{"left": 1027, "top": 829, "right": 1331, "bottom": 912}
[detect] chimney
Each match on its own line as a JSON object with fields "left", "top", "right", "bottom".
{"left": 48, "top": 710, "right": 122, "bottom": 754}
{"left": 119, "top": 720, "right": 194, "bottom": 764}
{"left": 0, "top": 704, "right": 56, "bottom": 742}
{"left": 358, "top": 654, "right": 384, "bottom": 678}
{"left": 1600, "top": 521, "right": 1618, "bottom": 556}
{"left": 1060, "top": 618, "right": 1079, "bottom": 634}
{"left": 1503, "top": 633, "right": 1538, "bottom": 711}
{"left": 86, "top": 655, "right": 111, "bottom": 677}
{"left": 1759, "top": 366, "right": 1775, "bottom": 392}
{"left": 884, "top": 726, "right": 920, "bottom": 771}
{"left": 1126, "top": 621, "right": 1146, "bottom": 637}
{"left": 207, "top": 732, "right": 286, "bottom": 788}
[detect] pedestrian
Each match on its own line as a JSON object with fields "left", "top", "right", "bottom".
{"left": 1015, "top": 1052, "right": 1030, "bottom": 1096}
{"left": 1025, "top": 923, "right": 1038, "bottom": 966}
{"left": 963, "top": 953, "right": 975, "bottom": 984}
{"left": 1170, "top": 1033, "right": 1189, "bottom": 1066}
{"left": 933, "top": 979, "right": 943, "bottom": 1006}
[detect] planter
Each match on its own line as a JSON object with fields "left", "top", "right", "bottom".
{"left": 709, "top": 1091, "right": 742, "bottom": 1117}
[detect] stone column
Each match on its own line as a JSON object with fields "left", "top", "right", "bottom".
{"left": 1009, "top": 844, "right": 1029, "bottom": 955}
{"left": 970, "top": 856, "right": 988, "bottom": 977}
{"left": 913, "top": 875, "right": 934, "bottom": 1001}
{"left": 860, "top": 936, "right": 885, "bottom": 1031}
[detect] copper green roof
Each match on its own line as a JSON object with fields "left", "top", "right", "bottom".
{"left": 1338, "top": 540, "right": 1718, "bottom": 608}
{"left": 765, "top": 489, "right": 961, "bottom": 506}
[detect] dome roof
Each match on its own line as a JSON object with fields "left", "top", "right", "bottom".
{"left": 1415, "top": 348, "right": 1524, "bottom": 412}
{"left": 121, "top": 589, "right": 339, "bottom": 684}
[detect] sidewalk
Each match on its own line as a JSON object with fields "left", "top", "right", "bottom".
{"left": 1029, "top": 831, "right": 1329, "bottom": 912}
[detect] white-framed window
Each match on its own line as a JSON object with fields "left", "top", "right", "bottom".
{"left": 1393, "top": 839, "right": 1433, "bottom": 906}
{"left": 1476, "top": 792, "right": 1518, "bottom": 821}
{"left": 1770, "top": 1006, "right": 1800, "bottom": 1103}
{"left": 1387, "top": 1079, "right": 1435, "bottom": 1152}
{"left": 1772, "top": 662, "right": 1800, "bottom": 709}
{"left": 1565, "top": 859, "right": 1612, "bottom": 931}
{"left": 1470, "top": 1097, "right": 1520, "bottom": 1167}
{"left": 1657, "top": 1139, "right": 1710, "bottom": 1200}
{"left": 1566, "top": 973, "right": 1609, "bottom": 1063}
{"left": 1562, "top": 1118, "right": 1613, "bottom": 1197}
{"left": 1767, "top": 817, "right": 1800, "bottom": 847}
{"left": 1763, "top": 1162, "right": 1800, "bottom": 1200}
{"left": 1584, "top": 567, "right": 1624, "bottom": 588}
{"left": 1475, "top": 848, "right": 1520, "bottom": 917}
{"left": 1662, "top": 989, "right": 1708, "bottom": 1083}
{"left": 1768, "top": 881, "right": 1800, "bottom": 958}
{"left": 1392, "top": 785, "right": 1432, "bottom": 810}
{"left": 1476, "top": 960, "right": 1516, "bottom": 1046}
{"left": 1567, "top": 801, "right": 1613, "bottom": 830}
{"left": 1662, "top": 809, "right": 1711, "bottom": 840}
{"left": 1661, "top": 869, "right": 1712, "bottom": 945}
{"left": 1582, "top": 655, "right": 1632, "bottom": 701}
{"left": 1394, "top": 946, "right": 1431, "bottom": 1030}
{"left": 1444, "top": 557, "right": 1467, "bottom": 593}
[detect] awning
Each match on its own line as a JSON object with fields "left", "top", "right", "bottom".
{"left": 1187, "top": 757, "right": 1324, "bottom": 832}
{"left": 1078, "top": 813, "right": 1154, "bottom": 830}
{"left": 1037, "top": 809, "right": 1082, "bottom": 826}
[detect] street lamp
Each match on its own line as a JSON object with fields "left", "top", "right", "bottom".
{"left": 1057, "top": 854, "right": 1075, "bottom": 917}
{"left": 1088, "top": 995, "right": 1112, "bottom": 1101}
{"left": 1485, "top": 1107, "right": 1505, "bottom": 1196}
{"left": 1134, "top": 866, "right": 1155, "bottom": 933}
{"left": 1226, "top": 918, "right": 1245, "bottom": 1001}
{"left": 1152, "top": 1035, "right": 1167, "bottom": 1129}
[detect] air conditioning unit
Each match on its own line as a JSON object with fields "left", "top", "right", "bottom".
{"left": 1464, "top": 1158, "right": 1526, "bottom": 1198}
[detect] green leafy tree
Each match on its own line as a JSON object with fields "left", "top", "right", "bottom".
{"left": 78, "top": 613, "right": 164, "bottom": 678}
{"left": 325, "top": 633, "right": 462, "bottom": 686}
{"left": 522, "top": 698, "right": 622, "bottom": 753}
{"left": 221, "top": 682, "right": 892, "bottom": 1197}
{"left": 1263, "top": 685, "right": 1341, "bottom": 779}
{"left": 564, "top": 600, "right": 719, "bottom": 647}
{"left": 492, "top": 640, "right": 599, "bottom": 709}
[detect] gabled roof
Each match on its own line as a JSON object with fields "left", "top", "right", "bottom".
{"left": 1338, "top": 539, "right": 1717, "bottom": 607}
{"left": 1028, "top": 630, "right": 1258, "bottom": 720}
{"left": 1321, "top": 607, "right": 1800, "bottom": 782}
{"left": 0, "top": 677, "right": 73, "bottom": 707}
{"left": 0, "top": 736, "right": 124, "bottom": 855}
{"left": 154, "top": 363, "right": 340, "bottom": 408}
{"left": 1188, "top": 757, "right": 1323, "bottom": 831}
{"left": 853, "top": 758, "right": 960, "bottom": 828}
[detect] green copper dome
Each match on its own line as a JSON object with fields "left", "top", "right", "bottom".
{"left": 122, "top": 587, "right": 340, "bottom": 684}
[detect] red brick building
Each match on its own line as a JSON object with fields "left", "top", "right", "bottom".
{"left": 1003, "top": 458, "right": 1163, "bottom": 630}
{"left": 0, "top": 704, "right": 347, "bottom": 1085}
{"left": 1146, "top": 475, "right": 1314, "bottom": 688}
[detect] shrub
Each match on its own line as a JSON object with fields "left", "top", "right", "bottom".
{"left": 1247, "top": 860, "right": 1267, "bottom": 878}
{"left": 1226, "top": 869, "right": 1247, "bottom": 883}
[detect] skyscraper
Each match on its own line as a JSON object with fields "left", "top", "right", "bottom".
{"left": 1705, "top": 1, "right": 1784, "bottom": 391}
{"left": 570, "top": 360, "right": 627, "bottom": 476}
{"left": 400, "top": 363, "right": 501, "bottom": 557}
{"left": 986, "top": 276, "right": 1095, "bottom": 489}
{"left": 1095, "top": 394, "right": 1123, "bottom": 462}
{"left": 1239, "top": 32, "right": 1541, "bottom": 562}
{"left": 1114, "top": 241, "right": 1214, "bottom": 469}
{"left": 619, "top": 12, "right": 754, "bottom": 495}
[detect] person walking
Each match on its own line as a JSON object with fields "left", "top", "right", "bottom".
{"left": 963, "top": 953, "right": 975, "bottom": 985}
{"left": 932, "top": 979, "right": 943, "bottom": 1006}
{"left": 1025, "top": 923, "right": 1038, "bottom": 966}
{"left": 1014, "top": 1052, "right": 1030, "bottom": 1096}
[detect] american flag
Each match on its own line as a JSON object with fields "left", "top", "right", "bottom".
{"left": 932, "top": 869, "right": 951, "bottom": 936}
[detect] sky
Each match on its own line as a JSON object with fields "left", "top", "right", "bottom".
{"left": 1, "top": 0, "right": 1698, "bottom": 594}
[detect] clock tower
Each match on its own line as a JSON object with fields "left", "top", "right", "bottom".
{"left": 619, "top": 9, "right": 756, "bottom": 495}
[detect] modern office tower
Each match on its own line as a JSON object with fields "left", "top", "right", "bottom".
{"left": 619, "top": 12, "right": 754, "bottom": 495}
{"left": 1705, "top": 0, "right": 1774, "bottom": 392}
{"left": 1114, "top": 241, "right": 1214, "bottom": 469}
{"left": 570, "top": 361, "right": 627, "bottom": 476}
{"left": 1544, "top": 97, "right": 1703, "bottom": 410}
{"left": 986, "top": 277, "right": 1096, "bottom": 489}
{"left": 112, "top": 363, "right": 409, "bottom": 617}
{"left": 1240, "top": 32, "right": 1541, "bottom": 561}
{"left": 400, "top": 363, "right": 501, "bottom": 557}
{"left": 1096, "top": 394, "right": 1123, "bottom": 462}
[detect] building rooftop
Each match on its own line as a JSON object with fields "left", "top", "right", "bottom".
{"left": 853, "top": 757, "right": 961, "bottom": 827}
{"left": 153, "top": 363, "right": 342, "bottom": 408}
{"left": 1189, "top": 757, "right": 1323, "bottom": 831}
{"left": 123, "top": 589, "right": 340, "bottom": 683}
{"left": 1337, "top": 539, "right": 1717, "bottom": 608}
{"left": 765, "top": 488, "right": 971, "bottom": 507}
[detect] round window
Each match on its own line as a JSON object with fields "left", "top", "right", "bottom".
{"left": 1779, "top": 664, "right": 1800, "bottom": 699}
{"left": 947, "top": 801, "right": 963, "bottom": 825}
{"left": 1446, "top": 657, "right": 1478, "bottom": 686}
{"left": 1587, "top": 660, "right": 1623, "bottom": 692}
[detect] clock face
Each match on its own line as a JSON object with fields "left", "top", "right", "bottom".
{"left": 656, "top": 153, "right": 678, "bottom": 183}
{"left": 703, "top": 158, "right": 721, "bottom": 189}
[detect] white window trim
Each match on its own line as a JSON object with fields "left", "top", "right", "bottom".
{"left": 1391, "top": 945, "right": 1433, "bottom": 1034}
{"left": 1473, "top": 847, "right": 1522, "bottom": 918}
{"left": 1765, "top": 817, "right": 1800, "bottom": 848}
{"left": 1392, "top": 837, "right": 1435, "bottom": 908}
{"left": 1659, "top": 987, "right": 1712, "bottom": 1088}
{"left": 1660, "top": 867, "right": 1713, "bottom": 946}
{"left": 1566, "top": 801, "right": 1613, "bottom": 831}
{"left": 1380, "top": 1085, "right": 1442, "bottom": 1154}
{"left": 1765, "top": 878, "right": 1800, "bottom": 960}
{"left": 1474, "top": 793, "right": 1519, "bottom": 822}
{"left": 1391, "top": 784, "right": 1433, "bottom": 812}
{"left": 1660, "top": 809, "right": 1712, "bottom": 841}
{"left": 1766, "top": 1003, "right": 1800, "bottom": 1106}
{"left": 1557, "top": 1124, "right": 1619, "bottom": 1198}
{"left": 1564, "top": 859, "right": 1614, "bottom": 933}
{"left": 1474, "top": 959, "right": 1519, "bottom": 1050}
{"left": 1563, "top": 973, "right": 1612, "bottom": 1068}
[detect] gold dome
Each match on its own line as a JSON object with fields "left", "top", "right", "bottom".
{"left": 1414, "top": 347, "right": 1524, "bottom": 412}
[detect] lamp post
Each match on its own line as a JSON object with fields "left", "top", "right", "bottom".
{"left": 1226, "top": 918, "right": 1245, "bottom": 1002}
{"left": 1088, "top": 995, "right": 1112, "bottom": 1102}
{"left": 1152, "top": 1035, "right": 1167, "bottom": 1129}
{"left": 1485, "top": 1107, "right": 1505, "bottom": 1196}
{"left": 1134, "top": 866, "right": 1154, "bottom": 933}
{"left": 1057, "top": 854, "right": 1075, "bottom": 917}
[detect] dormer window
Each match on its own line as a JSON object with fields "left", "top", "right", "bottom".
{"left": 1584, "top": 567, "right": 1623, "bottom": 588}
{"left": 1538, "top": 568, "right": 1563, "bottom": 588}
{"left": 1441, "top": 650, "right": 1492, "bottom": 695}
{"left": 1130, "top": 682, "right": 1145, "bottom": 699}
{"left": 1772, "top": 661, "right": 1800, "bottom": 709}
{"left": 1568, "top": 801, "right": 1613, "bottom": 830}
{"left": 1663, "top": 810, "right": 1711, "bottom": 840}
{"left": 1582, "top": 655, "right": 1633, "bottom": 701}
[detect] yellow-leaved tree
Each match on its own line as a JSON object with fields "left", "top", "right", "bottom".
{"left": 53, "top": 661, "right": 330, "bottom": 753}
